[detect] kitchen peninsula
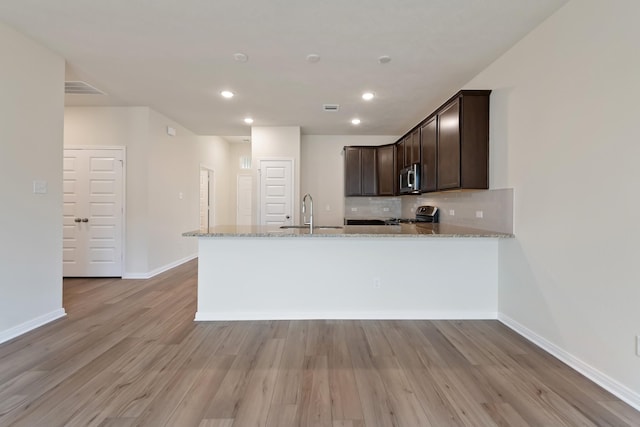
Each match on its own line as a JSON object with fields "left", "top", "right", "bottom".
{"left": 184, "top": 224, "right": 512, "bottom": 321}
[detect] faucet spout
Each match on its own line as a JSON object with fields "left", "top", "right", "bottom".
{"left": 302, "top": 193, "right": 314, "bottom": 232}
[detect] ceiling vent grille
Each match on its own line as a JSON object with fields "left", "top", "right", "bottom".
{"left": 323, "top": 104, "right": 339, "bottom": 112}
{"left": 65, "top": 81, "right": 105, "bottom": 95}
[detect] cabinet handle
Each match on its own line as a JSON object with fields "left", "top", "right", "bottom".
{"left": 81, "top": 218, "right": 89, "bottom": 223}
{"left": 74, "top": 218, "right": 81, "bottom": 223}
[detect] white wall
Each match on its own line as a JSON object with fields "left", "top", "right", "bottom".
{"left": 467, "top": 0, "right": 640, "bottom": 404}
{"left": 251, "top": 126, "right": 301, "bottom": 223}
{"left": 228, "top": 142, "right": 252, "bottom": 224}
{"left": 301, "top": 135, "right": 398, "bottom": 225}
{"left": 0, "top": 23, "right": 66, "bottom": 342}
{"left": 197, "top": 136, "right": 234, "bottom": 226}
{"left": 147, "top": 110, "right": 200, "bottom": 272}
{"left": 64, "top": 107, "right": 233, "bottom": 276}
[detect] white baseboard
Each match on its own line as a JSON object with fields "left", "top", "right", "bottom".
{"left": 498, "top": 313, "right": 640, "bottom": 412}
{"left": 195, "top": 310, "right": 499, "bottom": 321}
{"left": 0, "top": 308, "right": 67, "bottom": 345}
{"left": 123, "top": 254, "right": 197, "bottom": 280}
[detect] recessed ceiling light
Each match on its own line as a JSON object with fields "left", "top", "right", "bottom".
{"left": 306, "top": 54, "right": 321, "bottom": 63}
{"left": 351, "top": 118, "right": 361, "bottom": 125}
{"left": 244, "top": 117, "right": 254, "bottom": 124}
{"left": 233, "top": 53, "right": 248, "bottom": 62}
{"left": 378, "top": 55, "right": 391, "bottom": 64}
{"left": 362, "top": 92, "right": 375, "bottom": 101}
{"left": 221, "top": 90, "right": 234, "bottom": 99}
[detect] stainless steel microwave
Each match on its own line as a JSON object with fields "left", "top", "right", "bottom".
{"left": 399, "top": 163, "right": 421, "bottom": 194}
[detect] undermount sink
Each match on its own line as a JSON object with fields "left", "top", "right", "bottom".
{"left": 279, "top": 225, "right": 343, "bottom": 230}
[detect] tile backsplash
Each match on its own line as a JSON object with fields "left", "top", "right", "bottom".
{"left": 344, "top": 197, "right": 401, "bottom": 219}
{"left": 346, "top": 188, "right": 513, "bottom": 234}
{"left": 405, "top": 188, "right": 513, "bottom": 233}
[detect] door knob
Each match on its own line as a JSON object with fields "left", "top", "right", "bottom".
{"left": 74, "top": 218, "right": 81, "bottom": 223}
{"left": 285, "top": 215, "right": 290, "bottom": 220}
{"left": 81, "top": 218, "right": 89, "bottom": 223}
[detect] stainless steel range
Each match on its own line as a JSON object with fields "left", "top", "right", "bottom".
{"left": 345, "top": 205, "right": 439, "bottom": 226}
{"left": 385, "top": 205, "right": 439, "bottom": 225}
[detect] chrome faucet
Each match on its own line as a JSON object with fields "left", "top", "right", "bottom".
{"left": 302, "top": 193, "right": 314, "bottom": 233}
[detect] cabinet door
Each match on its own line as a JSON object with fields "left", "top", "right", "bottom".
{"left": 395, "top": 140, "right": 405, "bottom": 193}
{"left": 437, "top": 99, "right": 461, "bottom": 190}
{"left": 420, "top": 117, "right": 437, "bottom": 192}
{"left": 361, "top": 147, "right": 377, "bottom": 195}
{"left": 410, "top": 128, "right": 420, "bottom": 165}
{"left": 376, "top": 145, "right": 395, "bottom": 196}
{"left": 344, "top": 147, "right": 362, "bottom": 196}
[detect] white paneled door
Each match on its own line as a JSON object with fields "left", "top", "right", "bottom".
{"left": 63, "top": 148, "right": 124, "bottom": 277}
{"left": 259, "top": 159, "right": 293, "bottom": 226}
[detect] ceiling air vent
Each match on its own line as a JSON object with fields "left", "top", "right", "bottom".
{"left": 64, "top": 81, "right": 105, "bottom": 95}
{"left": 323, "top": 104, "right": 339, "bottom": 112}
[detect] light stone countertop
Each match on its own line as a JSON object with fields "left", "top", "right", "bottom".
{"left": 183, "top": 223, "right": 513, "bottom": 238}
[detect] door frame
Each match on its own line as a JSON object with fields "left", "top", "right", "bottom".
{"left": 257, "top": 158, "right": 295, "bottom": 226}
{"left": 199, "top": 165, "right": 215, "bottom": 228}
{"left": 63, "top": 145, "right": 126, "bottom": 277}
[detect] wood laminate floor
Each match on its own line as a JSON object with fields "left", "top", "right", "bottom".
{"left": 0, "top": 259, "right": 638, "bottom": 426}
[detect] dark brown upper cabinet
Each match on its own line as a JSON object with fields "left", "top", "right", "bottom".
{"left": 344, "top": 90, "right": 489, "bottom": 197}
{"left": 437, "top": 99, "right": 461, "bottom": 190}
{"left": 420, "top": 116, "right": 437, "bottom": 192}
{"left": 409, "top": 128, "right": 420, "bottom": 166}
{"left": 399, "top": 89, "right": 490, "bottom": 194}
{"left": 344, "top": 146, "right": 377, "bottom": 196}
{"left": 395, "top": 139, "right": 405, "bottom": 194}
{"left": 436, "top": 91, "right": 490, "bottom": 191}
{"left": 397, "top": 137, "right": 407, "bottom": 168}
{"left": 376, "top": 145, "right": 395, "bottom": 196}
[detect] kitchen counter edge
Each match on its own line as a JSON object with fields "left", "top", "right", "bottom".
{"left": 183, "top": 224, "right": 513, "bottom": 239}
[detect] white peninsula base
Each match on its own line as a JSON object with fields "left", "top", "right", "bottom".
{"left": 195, "top": 236, "right": 500, "bottom": 321}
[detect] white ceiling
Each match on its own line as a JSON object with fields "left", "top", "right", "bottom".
{"left": 0, "top": 0, "right": 567, "bottom": 137}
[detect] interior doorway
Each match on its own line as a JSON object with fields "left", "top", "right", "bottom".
{"left": 258, "top": 159, "right": 294, "bottom": 226}
{"left": 63, "top": 147, "right": 124, "bottom": 277}
{"left": 199, "top": 167, "right": 215, "bottom": 229}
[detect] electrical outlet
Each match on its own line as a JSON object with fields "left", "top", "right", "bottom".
{"left": 449, "top": 209, "right": 455, "bottom": 216}
{"left": 33, "top": 180, "right": 47, "bottom": 194}
{"left": 373, "top": 277, "right": 381, "bottom": 289}
{"left": 476, "top": 210, "right": 484, "bottom": 219}
{"left": 325, "top": 204, "right": 331, "bottom": 211}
